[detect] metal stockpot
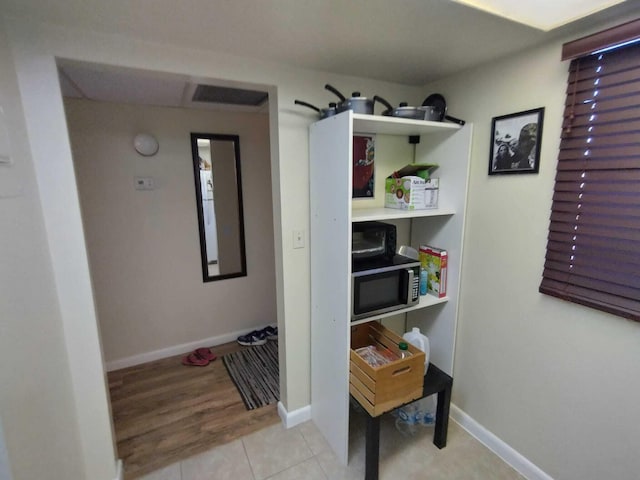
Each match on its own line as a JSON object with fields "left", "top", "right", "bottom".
{"left": 373, "top": 95, "right": 441, "bottom": 121}
{"left": 325, "top": 84, "right": 375, "bottom": 115}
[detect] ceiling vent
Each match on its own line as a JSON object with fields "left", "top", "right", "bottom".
{"left": 192, "top": 84, "right": 268, "bottom": 106}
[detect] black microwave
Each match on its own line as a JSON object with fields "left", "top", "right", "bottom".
{"left": 352, "top": 221, "right": 396, "bottom": 261}
{"left": 351, "top": 254, "right": 420, "bottom": 321}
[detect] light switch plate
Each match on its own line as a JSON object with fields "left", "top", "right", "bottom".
{"left": 293, "top": 229, "right": 305, "bottom": 249}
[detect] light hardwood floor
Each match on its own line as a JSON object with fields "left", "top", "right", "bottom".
{"left": 107, "top": 341, "right": 281, "bottom": 480}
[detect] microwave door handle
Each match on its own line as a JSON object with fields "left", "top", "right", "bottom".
{"left": 402, "top": 268, "right": 415, "bottom": 303}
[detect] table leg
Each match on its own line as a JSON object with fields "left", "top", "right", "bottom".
{"left": 434, "top": 383, "right": 452, "bottom": 449}
{"left": 365, "top": 414, "right": 381, "bottom": 480}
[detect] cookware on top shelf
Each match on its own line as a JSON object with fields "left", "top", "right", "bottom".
{"left": 325, "top": 84, "right": 375, "bottom": 115}
{"left": 295, "top": 86, "right": 466, "bottom": 126}
{"left": 422, "top": 93, "right": 466, "bottom": 125}
{"left": 294, "top": 99, "right": 339, "bottom": 119}
{"left": 373, "top": 95, "right": 441, "bottom": 121}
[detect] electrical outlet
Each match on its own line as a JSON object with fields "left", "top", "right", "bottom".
{"left": 293, "top": 229, "right": 305, "bottom": 249}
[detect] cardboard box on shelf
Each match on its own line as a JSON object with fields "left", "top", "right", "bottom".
{"left": 384, "top": 164, "right": 439, "bottom": 210}
{"left": 424, "top": 177, "right": 439, "bottom": 209}
{"left": 419, "top": 245, "right": 447, "bottom": 298}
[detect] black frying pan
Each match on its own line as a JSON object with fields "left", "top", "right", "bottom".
{"left": 422, "top": 94, "right": 466, "bottom": 125}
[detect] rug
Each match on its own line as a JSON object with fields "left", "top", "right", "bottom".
{"left": 222, "top": 341, "right": 279, "bottom": 410}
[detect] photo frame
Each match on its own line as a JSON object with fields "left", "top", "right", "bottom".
{"left": 352, "top": 134, "right": 375, "bottom": 198}
{"left": 489, "top": 107, "right": 544, "bottom": 175}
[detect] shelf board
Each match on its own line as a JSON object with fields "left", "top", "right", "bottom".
{"left": 352, "top": 207, "right": 455, "bottom": 222}
{"left": 353, "top": 114, "right": 461, "bottom": 136}
{"left": 350, "top": 295, "right": 449, "bottom": 326}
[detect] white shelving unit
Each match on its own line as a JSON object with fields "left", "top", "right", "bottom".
{"left": 310, "top": 110, "right": 472, "bottom": 465}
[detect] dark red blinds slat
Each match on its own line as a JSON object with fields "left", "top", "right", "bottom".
{"left": 558, "top": 145, "right": 640, "bottom": 160}
{"left": 540, "top": 278, "right": 640, "bottom": 321}
{"left": 550, "top": 201, "right": 640, "bottom": 218}
{"left": 543, "top": 261, "right": 640, "bottom": 291}
{"left": 556, "top": 159, "right": 640, "bottom": 171}
{"left": 561, "top": 18, "right": 640, "bottom": 60}
{"left": 549, "top": 212, "right": 640, "bottom": 231}
{"left": 554, "top": 170, "right": 640, "bottom": 181}
{"left": 545, "top": 245, "right": 640, "bottom": 269}
{"left": 547, "top": 231, "right": 639, "bottom": 253}
{"left": 560, "top": 120, "right": 640, "bottom": 137}
{"left": 553, "top": 190, "right": 640, "bottom": 204}
{"left": 548, "top": 221, "right": 640, "bottom": 241}
{"left": 563, "top": 92, "right": 640, "bottom": 117}
{"left": 567, "top": 39, "right": 640, "bottom": 69}
{"left": 566, "top": 78, "right": 640, "bottom": 104}
{"left": 542, "top": 268, "right": 640, "bottom": 301}
{"left": 561, "top": 133, "right": 640, "bottom": 149}
{"left": 567, "top": 67, "right": 640, "bottom": 95}
{"left": 563, "top": 107, "right": 640, "bottom": 127}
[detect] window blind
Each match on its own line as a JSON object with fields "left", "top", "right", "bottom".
{"left": 539, "top": 40, "right": 640, "bottom": 322}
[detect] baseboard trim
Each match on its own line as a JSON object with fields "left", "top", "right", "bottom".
{"left": 277, "top": 401, "right": 311, "bottom": 429}
{"left": 450, "top": 404, "right": 553, "bottom": 480}
{"left": 105, "top": 326, "right": 268, "bottom": 371}
{"left": 114, "top": 459, "right": 123, "bottom": 480}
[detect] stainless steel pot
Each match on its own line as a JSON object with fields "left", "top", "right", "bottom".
{"left": 294, "top": 99, "right": 338, "bottom": 119}
{"left": 325, "top": 84, "right": 375, "bottom": 115}
{"left": 373, "top": 95, "right": 441, "bottom": 121}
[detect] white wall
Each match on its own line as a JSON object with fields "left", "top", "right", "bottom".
{"left": 2, "top": 15, "right": 422, "bottom": 479}
{"left": 0, "top": 21, "right": 92, "bottom": 480}
{"left": 427, "top": 20, "right": 640, "bottom": 480}
{"left": 65, "top": 99, "right": 275, "bottom": 365}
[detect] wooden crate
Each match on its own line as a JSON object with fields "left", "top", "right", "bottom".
{"left": 350, "top": 322, "right": 425, "bottom": 417}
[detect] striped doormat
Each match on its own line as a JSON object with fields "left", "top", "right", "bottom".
{"left": 222, "top": 340, "right": 279, "bottom": 410}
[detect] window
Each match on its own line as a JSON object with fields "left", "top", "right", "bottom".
{"left": 539, "top": 19, "right": 640, "bottom": 322}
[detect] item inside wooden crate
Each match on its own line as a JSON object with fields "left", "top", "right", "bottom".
{"left": 350, "top": 322, "right": 425, "bottom": 417}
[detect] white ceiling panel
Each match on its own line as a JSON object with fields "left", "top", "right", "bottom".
{"left": 452, "top": 0, "right": 628, "bottom": 31}
{"left": 60, "top": 64, "right": 186, "bottom": 106}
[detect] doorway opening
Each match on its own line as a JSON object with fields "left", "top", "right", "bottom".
{"left": 58, "top": 58, "right": 281, "bottom": 477}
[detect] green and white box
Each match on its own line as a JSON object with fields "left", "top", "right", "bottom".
{"left": 384, "top": 164, "right": 439, "bottom": 210}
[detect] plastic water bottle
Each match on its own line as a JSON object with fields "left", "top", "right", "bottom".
{"left": 402, "top": 327, "right": 430, "bottom": 375}
{"left": 420, "top": 268, "right": 428, "bottom": 296}
{"left": 395, "top": 395, "right": 437, "bottom": 435}
{"left": 420, "top": 394, "right": 437, "bottom": 426}
{"left": 395, "top": 402, "right": 420, "bottom": 436}
{"left": 398, "top": 341, "right": 412, "bottom": 359}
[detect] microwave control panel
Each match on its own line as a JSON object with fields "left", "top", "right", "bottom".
{"left": 412, "top": 273, "right": 420, "bottom": 301}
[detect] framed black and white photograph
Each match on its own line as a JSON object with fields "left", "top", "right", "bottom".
{"left": 489, "top": 107, "right": 544, "bottom": 175}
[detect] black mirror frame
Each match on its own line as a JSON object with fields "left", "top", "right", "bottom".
{"left": 190, "top": 133, "right": 247, "bottom": 282}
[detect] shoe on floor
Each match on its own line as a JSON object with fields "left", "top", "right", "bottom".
{"left": 237, "top": 330, "right": 268, "bottom": 346}
{"left": 262, "top": 325, "right": 278, "bottom": 341}
{"left": 194, "top": 347, "right": 217, "bottom": 361}
{"left": 182, "top": 353, "right": 210, "bottom": 366}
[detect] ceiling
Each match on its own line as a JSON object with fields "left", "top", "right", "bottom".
{"left": 6, "top": 0, "right": 640, "bottom": 115}
{"left": 3, "top": 0, "right": 640, "bottom": 87}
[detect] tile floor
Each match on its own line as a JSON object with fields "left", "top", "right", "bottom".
{"left": 138, "top": 409, "right": 524, "bottom": 480}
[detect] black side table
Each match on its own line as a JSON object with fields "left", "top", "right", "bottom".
{"left": 361, "top": 363, "right": 453, "bottom": 480}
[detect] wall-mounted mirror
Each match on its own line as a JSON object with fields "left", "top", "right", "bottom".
{"left": 191, "top": 133, "right": 247, "bottom": 282}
